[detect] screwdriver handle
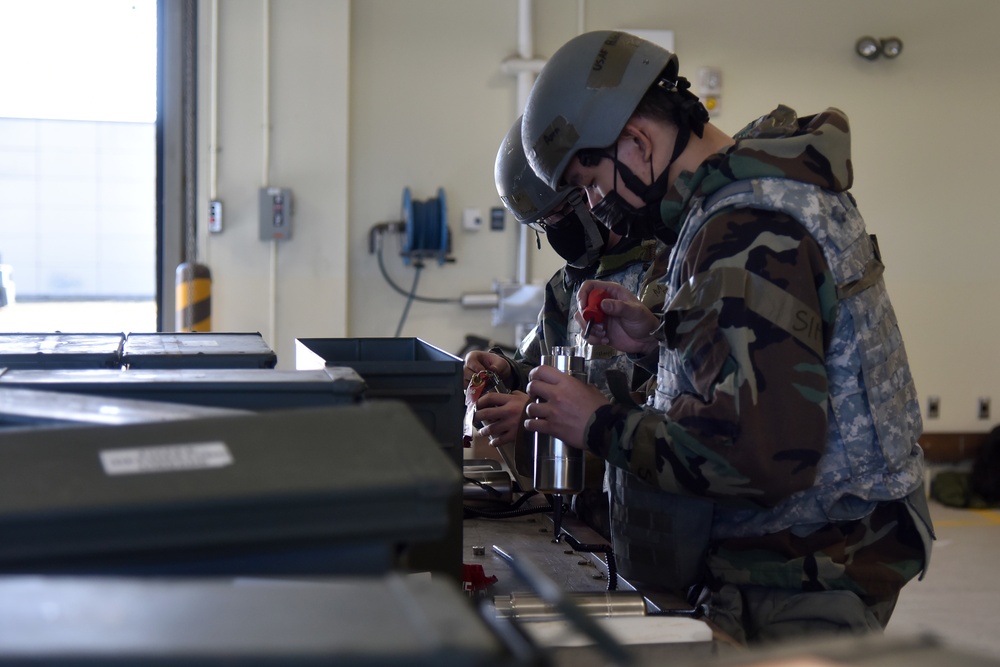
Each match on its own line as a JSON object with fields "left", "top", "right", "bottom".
{"left": 582, "top": 288, "right": 609, "bottom": 324}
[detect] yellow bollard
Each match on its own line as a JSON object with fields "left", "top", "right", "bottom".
{"left": 175, "top": 262, "right": 212, "bottom": 332}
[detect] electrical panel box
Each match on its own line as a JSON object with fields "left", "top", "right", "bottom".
{"left": 490, "top": 207, "right": 505, "bottom": 231}
{"left": 259, "top": 187, "right": 292, "bottom": 241}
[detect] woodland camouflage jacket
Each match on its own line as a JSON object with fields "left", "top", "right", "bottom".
{"left": 586, "top": 107, "right": 928, "bottom": 596}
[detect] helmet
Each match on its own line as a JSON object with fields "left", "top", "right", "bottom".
{"left": 495, "top": 117, "right": 608, "bottom": 269}
{"left": 522, "top": 30, "right": 678, "bottom": 189}
{"left": 495, "top": 116, "right": 567, "bottom": 223}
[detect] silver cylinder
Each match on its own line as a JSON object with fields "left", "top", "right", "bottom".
{"left": 533, "top": 346, "right": 586, "bottom": 495}
{"left": 494, "top": 591, "right": 648, "bottom": 621}
{"left": 459, "top": 292, "right": 501, "bottom": 309}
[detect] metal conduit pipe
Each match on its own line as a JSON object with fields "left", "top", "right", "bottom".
{"left": 497, "top": 0, "right": 543, "bottom": 287}
{"left": 491, "top": 1, "right": 589, "bottom": 339}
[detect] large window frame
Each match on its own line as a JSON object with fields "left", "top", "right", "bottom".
{"left": 156, "top": 0, "right": 197, "bottom": 332}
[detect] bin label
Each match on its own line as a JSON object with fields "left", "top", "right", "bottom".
{"left": 100, "top": 442, "right": 233, "bottom": 476}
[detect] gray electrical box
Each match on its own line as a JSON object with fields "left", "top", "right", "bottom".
{"left": 259, "top": 187, "right": 292, "bottom": 240}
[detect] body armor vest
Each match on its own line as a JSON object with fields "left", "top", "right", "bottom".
{"left": 661, "top": 177, "right": 924, "bottom": 539}
{"left": 608, "top": 177, "right": 924, "bottom": 591}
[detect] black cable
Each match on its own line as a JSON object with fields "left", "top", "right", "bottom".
{"left": 463, "top": 490, "right": 549, "bottom": 519}
{"left": 463, "top": 503, "right": 553, "bottom": 519}
{"left": 510, "top": 490, "right": 541, "bottom": 510}
{"left": 394, "top": 261, "right": 422, "bottom": 337}
{"left": 463, "top": 475, "right": 506, "bottom": 500}
{"left": 375, "top": 236, "right": 460, "bottom": 304}
{"left": 560, "top": 532, "right": 619, "bottom": 592}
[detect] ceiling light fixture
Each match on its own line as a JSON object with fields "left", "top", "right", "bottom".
{"left": 856, "top": 36, "right": 904, "bottom": 60}
{"left": 880, "top": 37, "right": 903, "bottom": 58}
{"left": 856, "top": 36, "right": 880, "bottom": 60}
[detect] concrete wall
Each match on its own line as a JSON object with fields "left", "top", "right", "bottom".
{"left": 197, "top": 0, "right": 1000, "bottom": 432}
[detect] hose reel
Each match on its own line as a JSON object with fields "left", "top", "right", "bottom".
{"left": 402, "top": 187, "right": 452, "bottom": 265}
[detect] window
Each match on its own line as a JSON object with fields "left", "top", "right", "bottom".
{"left": 0, "top": 0, "right": 157, "bottom": 332}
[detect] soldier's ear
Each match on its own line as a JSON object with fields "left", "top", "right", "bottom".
{"left": 620, "top": 120, "right": 655, "bottom": 163}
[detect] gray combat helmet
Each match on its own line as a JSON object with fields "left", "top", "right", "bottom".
{"left": 495, "top": 116, "right": 608, "bottom": 269}
{"left": 522, "top": 30, "right": 678, "bottom": 189}
{"left": 495, "top": 116, "right": 569, "bottom": 223}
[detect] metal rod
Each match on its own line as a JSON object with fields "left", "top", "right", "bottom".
{"left": 495, "top": 591, "right": 647, "bottom": 621}
{"left": 552, "top": 494, "right": 564, "bottom": 539}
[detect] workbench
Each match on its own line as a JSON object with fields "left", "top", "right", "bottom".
{"left": 460, "top": 484, "right": 1000, "bottom": 667}
{"left": 464, "top": 506, "right": 617, "bottom": 597}
{"left": 462, "top": 493, "right": 729, "bottom": 666}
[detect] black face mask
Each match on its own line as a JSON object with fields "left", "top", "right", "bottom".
{"left": 590, "top": 190, "right": 659, "bottom": 241}
{"left": 543, "top": 207, "right": 609, "bottom": 269}
{"left": 587, "top": 123, "right": 691, "bottom": 243}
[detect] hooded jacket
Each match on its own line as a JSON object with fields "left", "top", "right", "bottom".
{"left": 587, "top": 106, "right": 929, "bottom": 594}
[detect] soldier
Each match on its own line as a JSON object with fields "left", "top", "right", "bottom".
{"left": 518, "top": 31, "right": 934, "bottom": 644}
{"left": 463, "top": 117, "right": 662, "bottom": 535}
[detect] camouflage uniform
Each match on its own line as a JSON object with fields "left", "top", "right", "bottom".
{"left": 584, "top": 107, "right": 934, "bottom": 643}
{"left": 505, "top": 236, "right": 660, "bottom": 396}
{"left": 498, "top": 236, "right": 660, "bottom": 537}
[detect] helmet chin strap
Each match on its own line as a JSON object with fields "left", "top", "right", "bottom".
{"left": 608, "top": 122, "right": 690, "bottom": 207}
{"left": 565, "top": 189, "right": 604, "bottom": 256}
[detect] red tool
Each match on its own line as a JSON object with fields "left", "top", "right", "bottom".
{"left": 581, "top": 288, "right": 609, "bottom": 339}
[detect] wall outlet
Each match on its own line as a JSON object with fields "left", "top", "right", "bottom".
{"left": 979, "top": 397, "right": 991, "bottom": 420}
{"left": 462, "top": 208, "right": 482, "bottom": 231}
{"left": 927, "top": 396, "right": 940, "bottom": 419}
{"left": 208, "top": 200, "right": 223, "bottom": 233}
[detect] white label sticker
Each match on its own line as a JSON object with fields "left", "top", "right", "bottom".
{"left": 180, "top": 339, "right": 220, "bottom": 347}
{"left": 99, "top": 442, "right": 233, "bottom": 476}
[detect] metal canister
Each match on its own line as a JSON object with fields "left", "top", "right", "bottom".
{"left": 533, "top": 346, "right": 586, "bottom": 494}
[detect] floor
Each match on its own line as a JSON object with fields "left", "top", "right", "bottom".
{"left": 883, "top": 491, "right": 1000, "bottom": 660}
{"left": 1, "top": 301, "right": 997, "bottom": 661}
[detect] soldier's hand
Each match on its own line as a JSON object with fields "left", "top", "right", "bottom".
{"left": 523, "top": 365, "right": 610, "bottom": 449}
{"left": 475, "top": 391, "right": 529, "bottom": 448}
{"left": 464, "top": 350, "right": 513, "bottom": 384}
{"left": 576, "top": 280, "right": 659, "bottom": 355}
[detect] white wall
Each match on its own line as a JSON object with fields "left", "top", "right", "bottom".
{"left": 197, "top": 0, "right": 350, "bottom": 363}
{"left": 197, "top": 0, "right": 1000, "bottom": 432}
